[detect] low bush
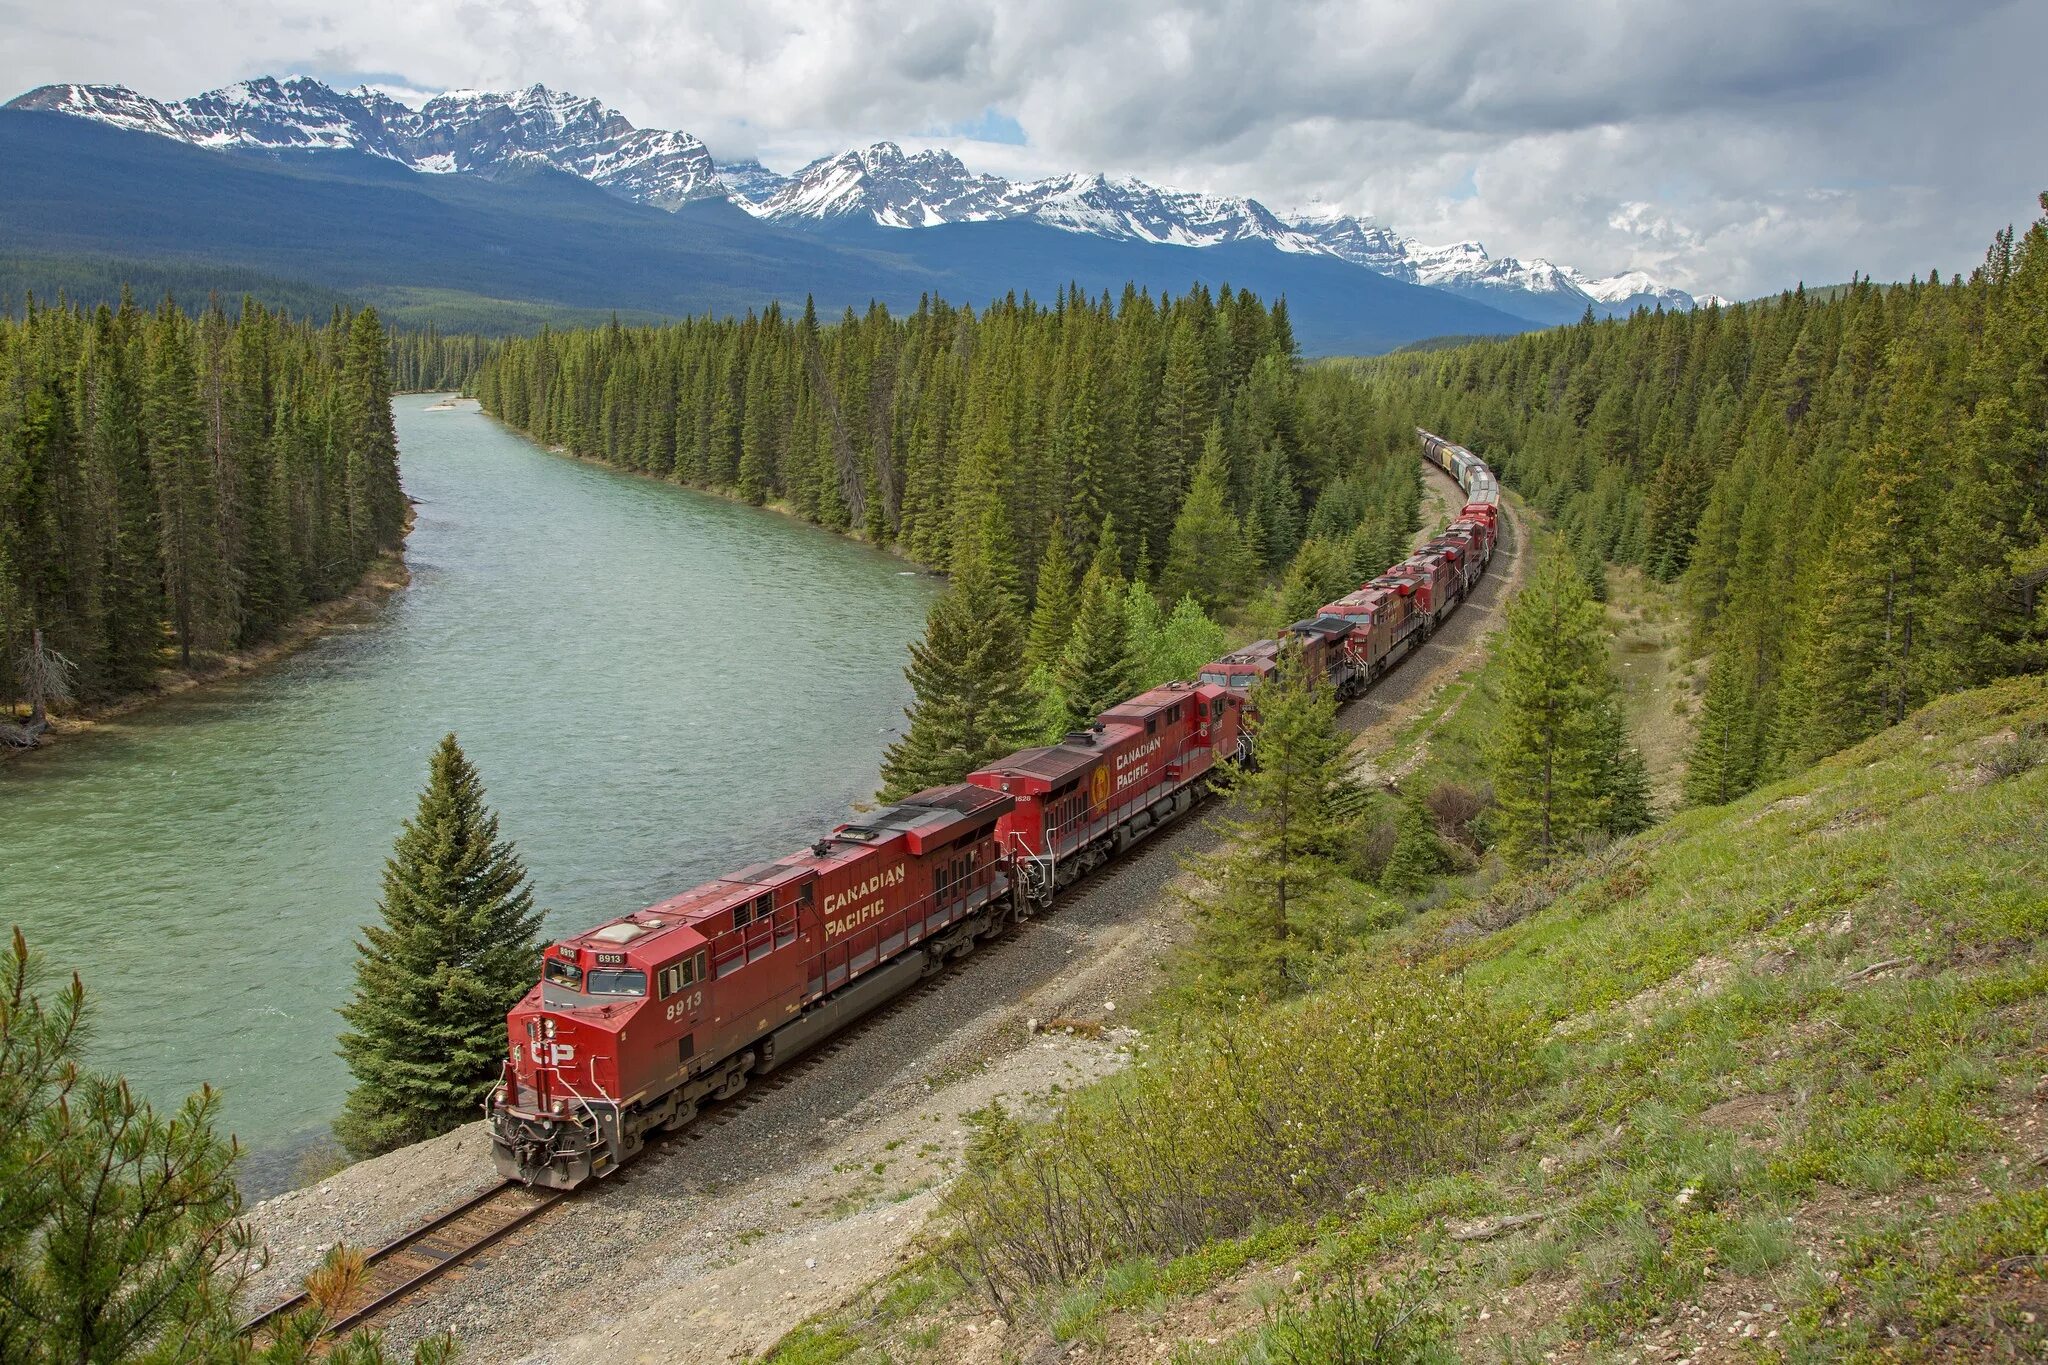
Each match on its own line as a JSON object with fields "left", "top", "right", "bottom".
{"left": 942, "top": 971, "right": 1541, "bottom": 1312}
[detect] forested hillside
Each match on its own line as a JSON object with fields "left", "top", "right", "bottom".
{"left": 1357, "top": 197, "right": 2048, "bottom": 803}
{"left": 470, "top": 287, "right": 1421, "bottom": 589}
{"left": 0, "top": 296, "right": 406, "bottom": 714}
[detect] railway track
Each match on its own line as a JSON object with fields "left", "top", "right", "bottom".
{"left": 238, "top": 939, "right": 999, "bottom": 1343}
{"left": 242, "top": 1180, "right": 564, "bottom": 1342}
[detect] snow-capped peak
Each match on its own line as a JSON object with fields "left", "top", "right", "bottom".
{"left": 7, "top": 75, "right": 1722, "bottom": 317}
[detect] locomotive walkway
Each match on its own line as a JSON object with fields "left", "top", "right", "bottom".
{"left": 240, "top": 459, "right": 1523, "bottom": 1362}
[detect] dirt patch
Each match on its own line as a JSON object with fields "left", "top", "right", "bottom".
{"left": 1699, "top": 1091, "right": 1793, "bottom": 1149}
{"left": 503, "top": 1031, "right": 1132, "bottom": 1365}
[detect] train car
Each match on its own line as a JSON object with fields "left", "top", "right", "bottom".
{"left": 1319, "top": 583, "right": 1421, "bottom": 681}
{"left": 490, "top": 782, "right": 1014, "bottom": 1188}
{"left": 1418, "top": 429, "right": 1501, "bottom": 506}
{"left": 1284, "top": 614, "right": 1367, "bottom": 698}
{"left": 1436, "top": 527, "right": 1487, "bottom": 591}
{"left": 1198, "top": 639, "right": 1283, "bottom": 693}
{"left": 967, "top": 682, "right": 1245, "bottom": 904}
{"left": 1455, "top": 506, "right": 1499, "bottom": 560}
{"left": 1382, "top": 550, "right": 1459, "bottom": 624}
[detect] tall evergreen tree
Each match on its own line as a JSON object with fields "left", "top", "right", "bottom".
{"left": 1025, "top": 526, "right": 1081, "bottom": 671}
{"left": 1158, "top": 431, "right": 1254, "bottom": 612}
{"left": 337, "top": 735, "right": 545, "bottom": 1157}
{"left": 1803, "top": 438, "right": 1935, "bottom": 755}
{"left": 1178, "top": 654, "right": 1348, "bottom": 1006}
{"left": 878, "top": 552, "right": 1035, "bottom": 800}
{"left": 1054, "top": 527, "right": 1139, "bottom": 729}
{"left": 1279, "top": 536, "right": 1353, "bottom": 624}
{"left": 1489, "top": 545, "right": 1617, "bottom": 864}
{"left": 1684, "top": 641, "right": 1761, "bottom": 806}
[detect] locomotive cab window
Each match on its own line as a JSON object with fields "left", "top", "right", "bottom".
{"left": 542, "top": 956, "right": 582, "bottom": 989}
{"left": 584, "top": 967, "right": 647, "bottom": 996}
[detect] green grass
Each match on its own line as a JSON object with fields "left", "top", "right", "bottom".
{"left": 755, "top": 676, "right": 2048, "bottom": 1362}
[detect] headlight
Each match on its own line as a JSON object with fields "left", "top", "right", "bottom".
{"left": 494, "top": 1088, "right": 509, "bottom": 1106}
{"left": 550, "top": 1099, "right": 568, "bottom": 1115}
{"left": 542, "top": 1018, "right": 557, "bottom": 1039}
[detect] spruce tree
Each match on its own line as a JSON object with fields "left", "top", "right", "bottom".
{"left": 1158, "top": 432, "right": 1254, "bottom": 613}
{"left": 142, "top": 304, "right": 225, "bottom": 667}
{"left": 1178, "top": 654, "right": 1347, "bottom": 1005}
{"left": 337, "top": 735, "right": 545, "bottom": 1157}
{"left": 1279, "top": 536, "right": 1353, "bottom": 624}
{"left": 1803, "top": 439, "right": 1935, "bottom": 755}
{"left": 1489, "top": 545, "right": 1617, "bottom": 865}
{"left": 1599, "top": 703, "right": 1655, "bottom": 835}
{"left": 1683, "top": 644, "right": 1759, "bottom": 805}
{"left": 1054, "top": 531, "right": 1139, "bottom": 729}
{"left": 1379, "top": 799, "right": 1449, "bottom": 894}
{"left": 1025, "top": 527, "right": 1081, "bottom": 671}
{"left": 878, "top": 551, "right": 1034, "bottom": 800}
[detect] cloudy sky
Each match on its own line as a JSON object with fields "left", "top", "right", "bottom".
{"left": 5, "top": 0, "right": 2042, "bottom": 297}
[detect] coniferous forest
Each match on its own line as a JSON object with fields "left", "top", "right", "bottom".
{"left": 468, "top": 287, "right": 1421, "bottom": 591}
{"left": 0, "top": 297, "right": 406, "bottom": 716}
{"left": 1357, "top": 198, "right": 2048, "bottom": 804}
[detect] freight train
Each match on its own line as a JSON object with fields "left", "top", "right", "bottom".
{"left": 488, "top": 430, "right": 1502, "bottom": 1188}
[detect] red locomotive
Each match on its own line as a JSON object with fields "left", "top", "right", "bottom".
{"left": 489, "top": 432, "right": 1502, "bottom": 1188}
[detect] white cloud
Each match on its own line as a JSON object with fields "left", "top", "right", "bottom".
{"left": 2, "top": 0, "right": 2041, "bottom": 296}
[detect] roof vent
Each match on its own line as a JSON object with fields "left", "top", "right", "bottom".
{"left": 812, "top": 839, "right": 833, "bottom": 857}
{"left": 1091, "top": 721, "right": 1106, "bottom": 733}
{"left": 1064, "top": 730, "right": 1095, "bottom": 746}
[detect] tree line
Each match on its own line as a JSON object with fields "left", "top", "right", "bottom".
{"left": 1353, "top": 197, "right": 2048, "bottom": 805}
{"left": 0, "top": 295, "right": 408, "bottom": 720}
{"left": 468, "top": 287, "right": 1433, "bottom": 799}
{"left": 387, "top": 324, "right": 497, "bottom": 394}
{"left": 467, "top": 286, "right": 1421, "bottom": 588}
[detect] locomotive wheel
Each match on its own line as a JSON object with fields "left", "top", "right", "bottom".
{"left": 660, "top": 1099, "right": 700, "bottom": 1132}
{"left": 713, "top": 1067, "right": 748, "bottom": 1101}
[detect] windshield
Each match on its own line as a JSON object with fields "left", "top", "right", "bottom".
{"left": 542, "top": 956, "right": 582, "bottom": 988}
{"left": 584, "top": 968, "right": 647, "bottom": 997}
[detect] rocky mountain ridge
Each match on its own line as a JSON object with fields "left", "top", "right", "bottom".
{"left": 9, "top": 76, "right": 1721, "bottom": 320}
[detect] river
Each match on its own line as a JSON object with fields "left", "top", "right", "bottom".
{"left": 0, "top": 396, "right": 937, "bottom": 1192}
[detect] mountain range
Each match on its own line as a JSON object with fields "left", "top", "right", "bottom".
{"left": 1, "top": 76, "right": 1725, "bottom": 348}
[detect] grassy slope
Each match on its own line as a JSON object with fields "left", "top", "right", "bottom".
{"left": 765, "top": 674, "right": 2048, "bottom": 1363}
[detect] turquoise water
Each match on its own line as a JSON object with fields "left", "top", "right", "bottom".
{"left": 0, "top": 397, "right": 935, "bottom": 1184}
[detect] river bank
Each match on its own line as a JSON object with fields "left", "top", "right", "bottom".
{"left": 1, "top": 393, "right": 936, "bottom": 1186}
{"left": 3, "top": 533, "right": 412, "bottom": 762}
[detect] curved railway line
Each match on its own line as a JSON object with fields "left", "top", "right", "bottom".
{"left": 241, "top": 909, "right": 1031, "bottom": 1339}
{"left": 243, "top": 441, "right": 1514, "bottom": 1345}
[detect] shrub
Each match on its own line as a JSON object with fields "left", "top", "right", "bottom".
{"left": 1350, "top": 817, "right": 1399, "bottom": 882}
{"left": 942, "top": 972, "right": 1541, "bottom": 1311}
{"left": 1422, "top": 781, "right": 1491, "bottom": 849}
{"left": 1262, "top": 1273, "right": 1454, "bottom": 1365}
